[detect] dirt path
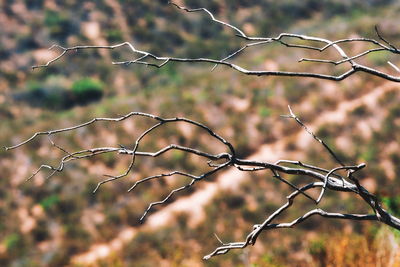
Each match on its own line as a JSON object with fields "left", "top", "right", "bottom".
{"left": 71, "top": 82, "right": 396, "bottom": 265}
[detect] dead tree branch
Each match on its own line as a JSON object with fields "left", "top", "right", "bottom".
{"left": 7, "top": 1, "right": 400, "bottom": 261}
{"left": 31, "top": 2, "right": 400, "bottom": 82}
{"left": 6, "top": 108, "right": 400, "bottom": 259}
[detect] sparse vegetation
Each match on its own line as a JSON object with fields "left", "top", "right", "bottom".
{"left": 1, "top": 1, "right": 400, "bottom": 266}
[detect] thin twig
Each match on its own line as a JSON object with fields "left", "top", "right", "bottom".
{"left": 282, "top": 105, "right": 345, "bottom": 166}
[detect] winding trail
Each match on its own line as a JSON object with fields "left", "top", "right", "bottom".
{"left": 71, "top": 82, "right": 396, "bottom": 265}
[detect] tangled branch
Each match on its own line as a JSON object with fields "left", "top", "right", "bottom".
{"left": 6, "top": 107, "right": 400, "bottom": 259}
{"left": 32, "top": 2, "right": 400, "bottom": 82}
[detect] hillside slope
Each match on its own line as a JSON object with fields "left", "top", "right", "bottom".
{"left": 1, "top": 1, "right": 400, "bottom": 266}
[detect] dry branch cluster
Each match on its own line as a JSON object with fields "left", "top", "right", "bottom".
{"left": 6, "top": 2, "right": 400, "bottom": 259}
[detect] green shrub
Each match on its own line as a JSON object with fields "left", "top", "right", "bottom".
{"left": 17, "top": 77, "right": 105, "bottom": 109}
{"left": 31, "top": 86, "right": 70, "bottom": 109}
{"left": 106, "top": 29, "right": 123, "bottom": 43}
{"left": 258, "top": 106, "right": 271, "bottom": 118}
{"left": 3, "top": 233, "right": 21, "bottom": 251}
{"left": 367, "top": 51, "right": 390, "bottom": 66}
{"left": 71, "top": 78, "right": 104, "bottom": 104}
{"left": 359, "top": 143, "right": 377, "bottom": 162}
{"left": 225, "top": 194, "right": 245, "bottom": 209}
{"left": 40, "top": 194, "right": 60, "bottom": 211}
{"left": 44, "top": 10, "right": 72, "bottom": 40}
{"left": 14, "top": 81, "right": 72, "bottom": 110}
{"left": 382, "top": 196, "right": 400, "bottom": 217}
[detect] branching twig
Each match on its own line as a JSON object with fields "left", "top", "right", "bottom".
{"left": 6, "top": 110, "right": 400, "bottom": 259}
{"left": 282, "top": 105, "right": 345, "bottom": 166}
{"left": 203, "top": 182, "right": 377, "bottom": 259}
{"left": 30, "top": 3, "right": 400, "bottom": 82}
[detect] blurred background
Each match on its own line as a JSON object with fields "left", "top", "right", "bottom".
{"left": 1, "top": 0, "right": 400, "bottom": 266}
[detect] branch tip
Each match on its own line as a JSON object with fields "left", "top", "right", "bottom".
{"left": 214, "top": 233, "right": 224, "bottom": 245}
{"left": 388, "top": 61, "right": 400, "bottom": 73}
{"left": 357, "top": 163, "right": 366, "bottom": 169}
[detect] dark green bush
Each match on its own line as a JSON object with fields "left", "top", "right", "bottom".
{"left": 40, "top": 194, "right": 60, "bottom": 211}
{"left": 44, "top": 10, "right": 73, "bottom": 41}
{"left": 24, "top": 0, "right": 44, "bottom": 9}
{"left": 382, "top": 196, "right": 400, "bottom": 217}
{"left": 225, "top": 194, "right": 245, "bottom": 209}
{"left": 13, "top": 82, "right": 73, "bottom": 110}
{"left": 71, "top": 78, "right": 104, "bottom": 105}
{"left": 106, "top": 29, "right": 123, "bottom": 43}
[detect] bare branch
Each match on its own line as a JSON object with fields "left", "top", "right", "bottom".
{"left": 7, "top": 113, "right": 236, "bottom": 220}
{"left": 139, "top": 161, "right": 230, "bottom": 222}
{"left": 29, "top": 4, "right": 400, "bottom": 82}
{"left": 388, "top": 61, "right": 400, "bottom": 73}
{"left": 316, "top": 163, "right": 365, "bottom": 204}
{"left": 282, "top": 105, "right": 345, "bottom": 166}
{"left": 168, "top": 1, "right": 247, "bottom": 37}
{"left": 7, "top": 108, "right": 400, "bottom": 258}
{"left": 375, "top": 25, "right": 399, "bottom": 52}
{"left": 204, "top": 181, "right": 377, "bottom": 259}
{"left": 8, "top": 3, "right": 400, "bottom": 261}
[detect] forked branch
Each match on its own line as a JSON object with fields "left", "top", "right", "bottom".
{"left": 32, "top": 2, "right": 400, "bottom": 82}
{"left": 6, "top": 108, "right": 400, "bottom": 259}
